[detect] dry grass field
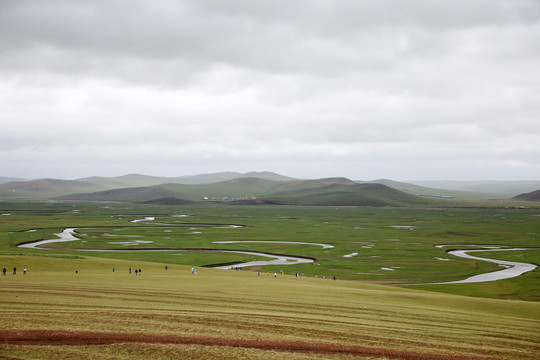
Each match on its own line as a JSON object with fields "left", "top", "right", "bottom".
{"left": 1, "top": 255, "right": 538, "bottom": 360}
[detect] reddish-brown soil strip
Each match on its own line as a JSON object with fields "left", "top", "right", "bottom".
{"left": 0, "top": 330, "right": 496, "bottom": 360}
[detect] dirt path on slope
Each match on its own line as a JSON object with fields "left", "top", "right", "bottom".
{"left": 0, "top": 330, "right": 496, "bottom": 360}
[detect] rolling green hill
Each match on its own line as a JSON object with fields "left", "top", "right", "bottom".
{"left": 408, "top": 180, "right": 540, "bottom": 196}
{"left": 362, "top": 179, "right": 507, "bottom": 201}
{"left": 174, "top": 171, "right": 295, "bottom": 184}
{"left": 260, "top": 181, "right": 434, "bottom": 206}
{"left": 0, "top": 172, "right": 292, "bottom": 200}
{"left": 514, "top": 189, "right": 540, "bottom": 202}
{"left": 0, "top": 176, "right": 29, "bottom": 183}
{"left": 79, "top": 171, "right": 294, "bottom": 187}
{"left": 54, "top": 177, "right": 280, "bottom": 202}
{"left": 3, "top": 173, "right": 531, "bottom": 205}
{"left": 0, "top": 179, "right": 108, "bottom": 199}
{"left": 55, "top": 177, "right": 441, "bottom": 206}
{"left": 77, "top": 174, "right": 171, "bottom": 188}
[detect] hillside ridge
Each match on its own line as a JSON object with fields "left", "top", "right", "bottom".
{"left": 513, "top": 189, "right": 540, "bottom": 202}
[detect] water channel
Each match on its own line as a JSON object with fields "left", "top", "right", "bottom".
{"left": 17, "top": 226, "right": 537, "bottom": 282}
{"left": 18, "top": 228, "right": 316, "bottom": 268}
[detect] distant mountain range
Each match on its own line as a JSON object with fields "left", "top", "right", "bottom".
{"left": 0, "top": 171, "right": 538, "bottom": 205}
{"left": 78, "top": 171, "right": 295, "bottom": 187}
{"left": 54, "top": 177, "right": 437, "bottom": 207}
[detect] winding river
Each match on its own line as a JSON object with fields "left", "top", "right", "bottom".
{"left": 17, "top": 225, "right": 538, "bottom": 282}
{"left": 17, "top": 227, "right": 316, "bottom": 268}
{"left": 425, "top": 245, "right": 538, "bottom": 284}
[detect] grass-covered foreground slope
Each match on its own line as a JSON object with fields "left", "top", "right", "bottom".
{"left": 0, "top": 255, "right": 539, "bottom": 360}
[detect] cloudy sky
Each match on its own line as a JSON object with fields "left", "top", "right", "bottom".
{"left": 1, "top": 0, "right": 539, "bottom": 181}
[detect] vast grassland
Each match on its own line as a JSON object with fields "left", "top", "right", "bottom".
{"left": 3, "top": 201, "right": 538, "bottom": 299}
{"left": 1, "top": 255, "right": 539, "bottom": 360}
{"left": 1, "top": 201, "right": 539, "bottom": 359}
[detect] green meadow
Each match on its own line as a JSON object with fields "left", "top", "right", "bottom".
{"left": 1, "top": 201, "right": 539, "bottom": 359}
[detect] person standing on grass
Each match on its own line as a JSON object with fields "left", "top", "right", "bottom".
{"left": 23, "top": 267, "right": 26, "bottom": 275}
{"left": 2, "top": 267, "right": 6, "bottom": 276}
{"left": 13, "top": 267, "right": 16, "bottom": 275}
{"left": 135, "top": 269, "right": 138, "bottom": 276}
{"left": 129, "top": 267, "right": 132, "bottom": 274}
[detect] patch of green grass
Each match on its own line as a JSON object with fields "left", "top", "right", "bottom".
{"left": 1, "top": 201, "right": 539, "bottom": 300}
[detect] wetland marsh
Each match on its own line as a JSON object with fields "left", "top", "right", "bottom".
{"left": 4, "top": 201, "right": 539, "bottom": 299}
{"left": 1, "top": 201, "right": 539, "bottom": 359}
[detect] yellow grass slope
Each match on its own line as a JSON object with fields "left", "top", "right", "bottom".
{"left": 0, "top": 255, "right": 538, "bottom": 359}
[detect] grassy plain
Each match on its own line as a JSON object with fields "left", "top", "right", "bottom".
{"left": 1, "top": 255, "right": 539, "bottom": 360}
{"left": 1, "top": 201, "right": 539, "bottom": 359}
{"left": 3, "top": 201, "right": 539, "bottom": 299}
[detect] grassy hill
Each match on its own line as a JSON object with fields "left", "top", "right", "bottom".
{"left": 0, "top": 172, "right": 292, "bottom": 200}
{"left": 408, "top": 180, "right": 540, "bottom": 196}
{"left": 363, "top": 179, "right": 509, "bottom": 202}
{"left": 0, "top": 176, "right": 29, "bottom": 183}
{"left": 55, "top": 177, "right": 280, "bottom": 202}
{"left": 514, "top": 189, "right": 540, "bottom": 202}
{"left": 262, "top": 181, "right": 435, "bottom": 206}
{"left": 79, "top": 171, "right": 294, "bottom": 187}
{"left": 55, "top": 177, "right": 442, "bottom": 206}
{"left": 3, "top": 173, "right": 533, "bottom": 205}
{"left": 77, "top": 174, "right": 172, "bottom": 188}
{"left": 0, "top": 254, "right": 538, "bottom": 360}
{"left": 174, "top": 171, "right": 295, "bottom": 184}
{"left": 0, "top": 179, "right": 108, "bottom": 199}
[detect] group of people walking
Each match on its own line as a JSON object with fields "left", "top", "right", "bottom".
{"left": 128, "top": 267, "right": 143, "bottom": 275}
{"left": 2, "top": 267, "right": 26, "bottom": 275}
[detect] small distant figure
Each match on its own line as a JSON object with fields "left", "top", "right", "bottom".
{"left": 138, "top": 268, "right": 141, "bottom": 274}
{"left": 2, "top": 267, "right": 6, "bottom": 276}
{"left": 129, "top": 267, "right": 132, "bottom": 274}
{"left": 23, "top": 267, "right": 27, "bottom": 275}
{"left": 274, "top": 272, "right": 277, "bottom": 278}
{"left": 112, "top": 267, "right": 115, "bottom": 273}
{"left": 13, "top": 267, "right": 16, "bottom": 275}
{"left": 258, "top": 272, "right": 260, "bottom": 276}
{"left": 75, "top": 270, "right": 78, "bottom": 274}
{"left": 191, "top": 267, "right": 194, "bottom": 274}
{"left": 135, "top": 269, "right": 138, "bottom": 276}
{"left": 165, "top": 266, "right": 167, "bottom": 270}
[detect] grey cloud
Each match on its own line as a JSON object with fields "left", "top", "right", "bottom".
{"left": 2, "top": 0, "right": 538, "bottom": 80}
{"left": 1, "top": 0, "right": 539, "bottom": 180}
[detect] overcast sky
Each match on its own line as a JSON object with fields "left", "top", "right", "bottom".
{"left": 1, "top": 0, "right": 539, "bottom": 181}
